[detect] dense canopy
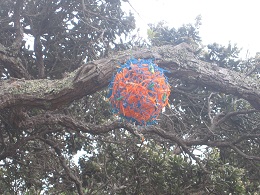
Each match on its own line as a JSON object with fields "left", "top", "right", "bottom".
{"left": 0, "top": 0, "right": 259, "bottom": 194}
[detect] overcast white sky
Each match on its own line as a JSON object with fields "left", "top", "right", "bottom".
{"left": 122, "top": 0, "right": 260, "bottom": 58}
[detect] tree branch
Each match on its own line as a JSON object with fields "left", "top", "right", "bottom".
{"left": 39, "top": 138, "right": 84, "bottom": 195}
{"left": 8, "top": 111, "right": 260, "bottom": 176}
{"left": 11, "top": 0, "right": 24, "bottom": 50}
{"left": 215, "top": 109, "right": 259, "bottom": 126}
{"left": 0, "top": 47, "right": 32, "bottom": 79}
{"left": 0, "top": 1, "right": 32, "bottom": 79}
{"left": 34, "top": 35, "right": 45, "bottom": 78}
{"left": 0, "top": 43, "right": 259, "bottom": 111}
{"left": 229, "top": 145, "right": 260, "bottom": 161}
{"left": 18, "top": 113, "right": 137, "bottom": 137}
{"left": 0, "top": 136, "right": 36, "bottom": 160}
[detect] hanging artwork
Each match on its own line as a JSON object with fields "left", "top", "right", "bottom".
{"left": 108, "top": 58, "right": 171, "bottom": 125}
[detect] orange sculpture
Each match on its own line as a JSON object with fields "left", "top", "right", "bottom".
{"left": 108, "top": 59, "right": 170, "bottom": 125}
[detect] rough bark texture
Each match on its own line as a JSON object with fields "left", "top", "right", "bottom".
{"left": 1, "top": 43, "right": 259, "bottom": 111}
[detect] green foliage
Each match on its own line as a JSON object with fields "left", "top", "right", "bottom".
{"left": 145, "top": 16, "right": 260, "bottom": 195}
{"left": 204, "top": 148, "right": 247, "bottom": 194}
{"left": 147, "top": 16, "right": 201, "bottom": 46}
{"left": 203, "top": 42, "right": 242, "bottom": 70}
{"left": 76, "top": 136, "right": 258, "bottom": 194}
{"left": 0, "top": 0, "right": 135, "bottom": 79}
{"left": 0, "top": 1, "right": 260, "bottom": 194}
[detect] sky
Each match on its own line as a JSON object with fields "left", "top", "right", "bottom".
{"left": 122, "top": 0, "right": 260, "bottom": 58}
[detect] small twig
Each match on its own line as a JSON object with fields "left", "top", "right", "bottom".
{"left": 143, "top": 126, "right": 209, "bottom": 173}
{"left": 207, "top": 92, "right": 215, "bottom": 124}
{"left": 230, "top": 144, "right": 260, "bottom": 161}
{"left": 39, "top": 137, "right": 84, "bottom": 195}
{"left": 215, "top": 109, "right": 259, "bottom": 126}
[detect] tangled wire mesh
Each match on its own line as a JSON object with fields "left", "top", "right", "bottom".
{"left": 108, "top": 58, "right": 171, "bottom": 125}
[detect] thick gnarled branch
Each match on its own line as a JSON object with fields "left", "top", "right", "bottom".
{"left": 18, "top": 113, "right": 260, "bottom": 161}
{"left": 19, "top": 113, "right": 130, "bottom": 135}
{"left": 0, "top": 43, "right": 259, "bottom": 112}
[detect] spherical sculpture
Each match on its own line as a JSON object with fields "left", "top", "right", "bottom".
{"left": 108, "top": 58, "right": 171, "bottom": 125}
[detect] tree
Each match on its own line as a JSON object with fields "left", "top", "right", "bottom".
{"left": 0, "top": 0, "right": 260, "bottom": 194}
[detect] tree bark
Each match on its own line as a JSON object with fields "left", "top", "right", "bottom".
{"left": 0, "top": 43, "right": 259, "bottom": 111}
